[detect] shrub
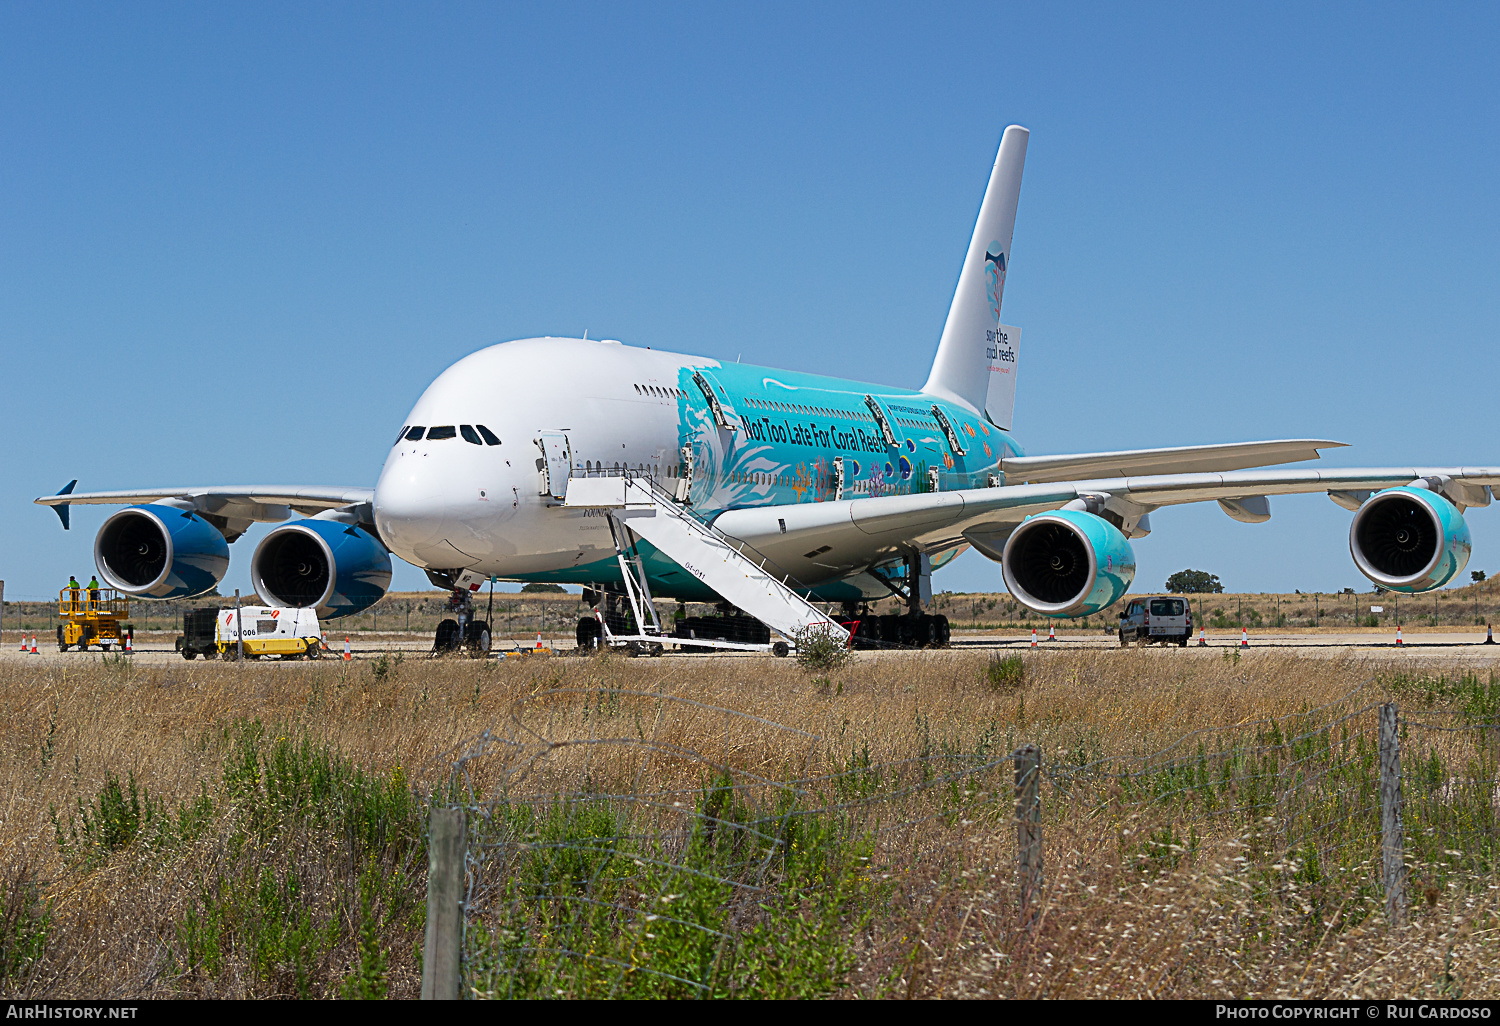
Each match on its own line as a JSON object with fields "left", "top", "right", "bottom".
{"left": 0, "top": 865, "right": 49, "bottom": 990}
{"left": 793, "top": 625, "right": 852, "bottom": 673}
{"left": 985, "top": 653, "right": 1025, "bottom": 691}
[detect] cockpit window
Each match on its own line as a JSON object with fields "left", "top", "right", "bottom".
{"left": 426, "top": 426, "right": 457, "bottom": 440}
{"left": 404, "top": 426, "right": 425, "bottom": 441}
{"left": 395, "top": 425, "right": 409, "bottom": 445}
{"left": 475, "top": 424, "right": 501, "bottom": 445}
{"left": 460, "top": 425, "right": 482, "bottom": 445}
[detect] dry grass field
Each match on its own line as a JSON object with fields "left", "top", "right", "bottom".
{"left": 1, "top": 646, "right": 1498, "bottom": 999}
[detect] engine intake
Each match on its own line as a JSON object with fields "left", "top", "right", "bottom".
{"left": 1002, "top": 510, "right": 1136, "bottom": 618}
{"left": 251, "top": 519, "right": 392, "bottom": 618}
{"left": 1350, "top": 486, "right": 1470, "bottom": 593}
{"left": 94, "top": 504, "right": 230, "bottom": 599}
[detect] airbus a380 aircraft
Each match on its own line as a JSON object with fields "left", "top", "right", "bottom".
{"left": 37, "top": 126, "right": 1500, "bottom": 654}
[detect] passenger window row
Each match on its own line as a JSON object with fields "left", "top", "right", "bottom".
{"left": 635, "top": 384, "right": 686, "bottom": 399}
{"left": 395, "top": 424, "right": 502, "bottom": 446}
{"left": 742, "top": 397, "right": 874, "bottom": 421}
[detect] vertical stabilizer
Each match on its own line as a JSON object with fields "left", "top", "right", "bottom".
{"left": 922, "top": 125, "right": 1029, "bottom": 416}
{"left": 984, "top": 324, "right": 1021, "bottom": 430}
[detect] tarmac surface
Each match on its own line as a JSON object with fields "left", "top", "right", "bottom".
{"left": 4, "top": 628, "right": 1499, "bottom": 664}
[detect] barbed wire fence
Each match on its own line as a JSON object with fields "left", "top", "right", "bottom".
{"left": 414, "top": 675, "right": 1500, "bottom": 999}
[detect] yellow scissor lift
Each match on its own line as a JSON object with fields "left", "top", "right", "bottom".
{"left": 57, "top": 587, "right": 132, "bottom": 652}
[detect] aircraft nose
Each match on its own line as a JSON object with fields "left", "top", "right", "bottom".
{"left": 373, "top": 447, "right": 509, "bottom": 569}
{"left": 373, "top": 461, "right": 446, "bottom": 562}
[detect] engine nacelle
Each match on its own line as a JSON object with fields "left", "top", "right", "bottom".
{"left": 1350, "top": 486, "right": 1471, "bottom": 593}
{"left": 95, "top": 504, "right": 230, "bottom": 599}
{"left": 1002, "top": 510, "right": 1136, "bottom": 618}
{"left": 251, "top": 518, "right": 392, "bottom": 618}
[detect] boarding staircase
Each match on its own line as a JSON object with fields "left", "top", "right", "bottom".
{"left": 564, "top": 475, "right": 848, "bottom": 650}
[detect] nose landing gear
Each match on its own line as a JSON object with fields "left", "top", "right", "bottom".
{"left": 433, "top": 587, "right": 491, "bottom": 656}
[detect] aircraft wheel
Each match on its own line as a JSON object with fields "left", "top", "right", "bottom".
{"left": 434, "top": 618, "right": 459, "bottom": 652}
{"left": 935, "top": 615, "right": 951, "bottom": 647}
{"left": 465, "top": 621, "right": 492, "bottom": 655}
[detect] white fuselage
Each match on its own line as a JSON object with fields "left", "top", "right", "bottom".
{"left": 371, "top": 337, "right": 1014, "bottom": 599}
{"left": 374, "top": 337, "right": 696, "bottom": 577}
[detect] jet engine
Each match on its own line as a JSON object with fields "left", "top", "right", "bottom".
{"left": 251, "top": 518, "right": 392, "bottom": 619}
{"left": 1002, "top": 510, "right": 1136, "bottom": 618}
{"left": 1350, "top": 486, "right": 1471, "bottom": 594}
{"left": 94, "top": 504, "right": 230, "bottom": 599}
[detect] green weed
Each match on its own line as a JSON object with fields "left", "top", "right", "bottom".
{"left": 0, "top": 864, "right": 49, "bottom": 991}
{"left": 984, "top": 653, "right": 1025, "bottom": 691}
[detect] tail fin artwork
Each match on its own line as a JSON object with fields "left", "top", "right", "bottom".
{"left": 922, "top": 125, "right": 1029, "bottom": 428}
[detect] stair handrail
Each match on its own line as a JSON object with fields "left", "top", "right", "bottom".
{"left": 623, "top": 476, "right": 841, "bottom": 628}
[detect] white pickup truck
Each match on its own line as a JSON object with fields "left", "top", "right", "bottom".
{"left": 1118, "top": 596, "right": 1193, "bottom": 647}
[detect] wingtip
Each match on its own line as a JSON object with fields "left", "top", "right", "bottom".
{"left": 44, "top": 479, "right": 77, "bottom": 530}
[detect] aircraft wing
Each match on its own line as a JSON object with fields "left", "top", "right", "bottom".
{"left": 712, "top": 466, "right": 1500, "bottom": 579}
{"left": 999, "top": 439, "right": 1344, "bottom": 483}
{"left": 34, "top": 483, "right": 373, "bottom": 535}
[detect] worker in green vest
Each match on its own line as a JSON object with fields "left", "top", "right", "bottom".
{"left": 87, "top": 576, "right": 100, "bottom": 609}
{"left": 66, "top": 575, "right": 80, "bottom": 612}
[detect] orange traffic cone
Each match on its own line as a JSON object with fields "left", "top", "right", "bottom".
{"left": 535, "top": 633, "right": 543, "bottom": 651}
{"left": 30, "top": 634, "right": 38, "bottom": 655}
{"left": 1240, "top": 628, "right": 1249, "bottom": 649}
{"left": 124, "top": 631, "right": 133, "bottom": 655}
{"left": 1030, "top": 628, "right": 1037, "bottom": 648}
{"left": 18, "top": 633, "right": 26, "bottom": 652}
{"left": 1047, "top": 623, "right": 1056, "bottom": 642}
{"left": 1486, "top": 624, "right": 1495, "bottom": 646}
{"left": 1198, "top": 628, "right": 1207, "bottom": 647}
{"left": 1396, "top": 625, "right": 1403, "bottom": 648}
{"left": 342, "top": 637, "right": 352, "bottom": 660}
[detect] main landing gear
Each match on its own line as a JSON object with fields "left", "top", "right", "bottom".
{"left": 840, "top": 609, "right": 951, "bottom": 650}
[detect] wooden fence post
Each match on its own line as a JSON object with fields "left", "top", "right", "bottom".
{"left": 422, "top": 806, "right": 467, "bottom": 1000}
{"left": 1015, "top": 744, "right": 1043, "bottom": 926}
{"left": 1379, "top": 702, "right": 1407, "bottom": 928}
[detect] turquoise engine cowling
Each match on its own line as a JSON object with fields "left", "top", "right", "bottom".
{"left": 250, "top": 518, "right": 392, "bottom": 619}
{"left": 94, "top": 504, "right": 230, "bottom": 599}
{"left": 1001, "top": 510, "right": 1136, "bottom": 618}
{"left": 1350, "top": 486, "right": 1471, "bottom": 594}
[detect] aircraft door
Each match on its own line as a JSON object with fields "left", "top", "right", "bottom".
{"left": 863, "top": 395, "right": 898, "bottom": 447}
{"left": 692, "top": 370, "right": 741, "bottom": 433}
{"left": 538, "top": 432, "right": 573, "bottom": 500}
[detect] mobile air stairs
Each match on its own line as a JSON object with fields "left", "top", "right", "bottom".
{"left": 564, "top": 475, "right": 849, "bottom": 656}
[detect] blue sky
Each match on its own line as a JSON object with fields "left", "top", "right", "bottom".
{"left": 2, "top": 3, "right": 1497, "bottom": 600}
